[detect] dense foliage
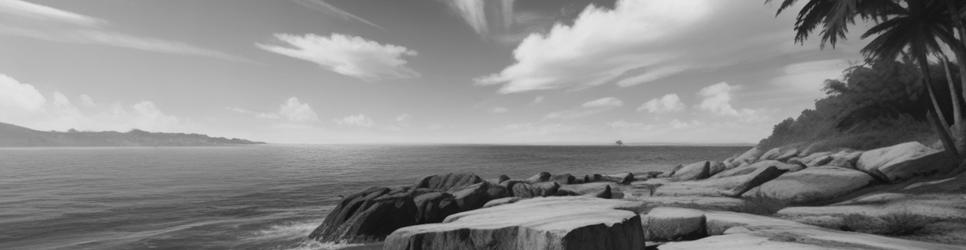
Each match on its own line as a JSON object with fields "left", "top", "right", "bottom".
{"left": 759, "top": 59, "right": 960, "bottom": 152}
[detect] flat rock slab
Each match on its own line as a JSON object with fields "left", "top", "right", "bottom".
{"left": 656, "top": 166, "right": 785, "bottom": 197}
{"left": 642, "top": 207, "right": 707, "bottom": 241}
{"left": 856, "top": 142, "right": 956, "bottom": 182}
{"left": 663, "top": 210, "right": 966, "bottom": 250}
{"left": 384, "top": 196, "right": 646, "bottom": 250}
{"left": 742, "top": 166, "right": 874, "bottom": 205}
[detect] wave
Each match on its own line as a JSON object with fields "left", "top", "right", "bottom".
{"left": 286, "top": 240, "right": 365, "bottom": 250}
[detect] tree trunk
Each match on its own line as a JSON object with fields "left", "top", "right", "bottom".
{"left": 941, "top": 55, "right": 966, "bottom": 154}
{"left": 918, "top": 53, "right": 960, "bottom": 159}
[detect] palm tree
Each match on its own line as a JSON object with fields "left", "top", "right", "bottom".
{"left": 769, "top": 0, "right": 961, "bottom": 159}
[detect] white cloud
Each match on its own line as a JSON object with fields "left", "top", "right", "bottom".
{"left": 490, "top": 107, "right": 509, "bottom": 113}
{"left": 229, "top": 97, "right": 320, "bottom": 124}
{"left": 697, "top": 82, "right": 760, "bottom": 121}
{"left": 79, "top": 94, "right": 96, "bottom": 107}
{"left": 293, "top": 0, "right": 384, "bottom": 29}
{"left": 278, "top": 97, "right": 320, "bottom": 123}
{"left": 0, "top": 73, "right": 184, "bottom": 132}
{"left": 475, "top": 0, "right": 712, "bottom": 93}
{"left": 772, "top": 59, "right": 849, "bottom": 95}
{"left": 445, "top": 0, "right": 488, "bottom": 35}
{"left": 638, "top": 94, "right": 685, "bottom": 113}
{"left": 396, "top": 113, "right": 411, "bottom": 122}
{"left": 581, "top": 97, "right": 623, "bottom": 108}
{"left": 607, "top": 120, "right": 652, "bottom": 130}
{"left": 336, "top": 114, "right": 375, "bottom": 127}
{"left": 546, "top": 97, "right": 622, "bottom": 119}
{"left": 0, "top": 0, "right": 247, "bottom": 62}
{"left": 258, "top": 33, "right": 420, "bottom": 81}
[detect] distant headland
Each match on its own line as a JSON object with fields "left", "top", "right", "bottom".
{"left": 0, "top": 122, "right": 265, "bottom": 147}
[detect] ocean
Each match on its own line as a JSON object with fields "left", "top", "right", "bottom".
{"left": 0, "top": 144, "right": 748, "bottom": 250}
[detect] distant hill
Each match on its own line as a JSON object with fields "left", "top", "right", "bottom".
{"left": 0, "top": 122, "right": 265, "bottom": 147}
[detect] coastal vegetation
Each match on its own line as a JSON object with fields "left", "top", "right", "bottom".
{"left": 0, "top": 122, "right": 263, "bottom": 147}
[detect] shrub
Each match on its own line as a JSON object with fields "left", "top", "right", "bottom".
{"left": 880, "top": 211, "right": 935, "bottom": 236}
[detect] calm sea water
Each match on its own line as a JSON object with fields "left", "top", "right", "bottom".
{"left": 0, "top": 144, "right": 747, "bottom": 250}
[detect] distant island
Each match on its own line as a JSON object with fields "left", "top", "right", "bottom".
{"left": 0, "top": 122, "right": 265, "bottom": 147}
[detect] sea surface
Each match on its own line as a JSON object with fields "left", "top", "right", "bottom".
{"left": 0, "top": 144, "right": 748, "bottom": 250}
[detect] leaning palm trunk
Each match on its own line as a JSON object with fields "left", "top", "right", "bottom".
{"left": 918, "top": 53, "right": 960, "bottom": 159}
{"left": 940, "top": 55, "right": 966, "bottom": 154}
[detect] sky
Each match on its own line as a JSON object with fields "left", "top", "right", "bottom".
{"left": 0, "top": 0, "right": 871, "bottom": 144}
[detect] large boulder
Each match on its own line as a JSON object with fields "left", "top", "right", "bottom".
{"left": 552, "top": 173, "right": 578, "bottom": 185}
{"left": 742, "top": 166, "right": 874, "bottom": 204}
{"left": 712, "top": 160, "right": 802, "bottom": 179}
{"left": 661, "top": 210, "right": 964, "bottom": 250}
{"left": 526, "top": 172, "right": 552, "bottom": 183}
{"left": 509, "top": 181, "right": 560, "bottom": 198}
{"left": 603, "top": 173, "right": 635, "bottom": 184}
{"left": 708, "top": 161, "right": 728, "bottom": 176}
{"left": 450, "top": 182, "right": 507, "bottom": 211}
{"left": 560, "top": 182, "right": 617, "bottom": 198}
{"left": 672, "top": 161, "right": 711, "bottom": 181}
{"left": 856, "top": 142, "right": 956, "bottom": 182}
{"left": 826, "top": 150, "right": 862, "bottom": 169}
{"left": 656, "top": 166, "right": 786, "bottom": 197}
{"left": 413, "top": 192, "right": 461, "bottom": 224}
{"left": 384, "top": 197, "right": 646, "bottom": 250}
{"left": 309, "top": 187, "right": 419, "bottom": 243}
{"left": 642, "top": 207, "right": 707, "bottom": 241}
{"left": 730, "top": 147, "right": 764, "bottom": 167}
{"left": 415, "top": 173, "right": 483, "bottom": 191}
{"left": 761, "top": 147, "right": 800, "bottom": 161}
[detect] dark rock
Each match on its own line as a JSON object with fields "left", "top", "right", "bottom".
{"left": 552, "top": 173, "right": 578, "bottom": 185}
{"left": 482, "top": 197, "right": 522, "bottom": 208}
{"left": 415, "top": 173, "right": 484, "bottom": 191}
{"left": 413, "top": 192, "right": 460, "bottom": 224}
{"left": 451, "top": 182, "right": 508, "bottom": 211}
{"left": 511, "top": 181, "right": 560, "bottom": 198}
{"left": 527, "top": 171, "right": 552, "bottom": 183}
{"left": 309, "top": 186, "right": 418, "bottom": 243}
{"left": 496, "top": 174, "right": 510, "bottom": 183}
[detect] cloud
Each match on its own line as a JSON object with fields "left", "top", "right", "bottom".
{"left": 0, "top": 0, "right": 104, "bottom": 26}
{"left": 697, "top": 82, "right": 760, "bottom": 121}
{"left": 0, "top": 0, "right": 248, "bottom": 62}
{"left": 581, "top": 97, "right": 623, "bottom": 108}
{"left": 476, "top": 0, "right": 712, "bottom": 93}
{"left": 531, "top": 96, "right": 545, "bottom": 104}
{"left": 292, "top": 0, "right": 384, "bottom": 29}
{"left": 476, "top": 0, "right": 864, "bottom": 94}
{"left": 771, "top": 59, "right": 849, "bottom": 95}
{"left": 229, "top": 97, "right": 320, "bottom": 123}
{"left": 258, "top": 33, "right": 420, "bottom": 81}
{"left": 545, "top": 97, "right": 622, "bottom": 119}
{"left": 490, "top": 107, "right": 509, "bottom": 113}
{"left": 0, "top": 73, "right": 185, "bottom": 132}
{"left": 396, "top": 113, "right": 411, "bottom": 122}
{"left": 441, "top": 0, "right": 517, "bottom": 36}
{"left": 336, "top": 114, "right": 375, "bottom": 127}
{"left": 638, "top": 94, "right": 685, "bottom": 113}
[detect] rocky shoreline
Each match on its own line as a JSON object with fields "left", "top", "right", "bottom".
{"left": 308, "top": 141, "right": 966, "bottom": 249}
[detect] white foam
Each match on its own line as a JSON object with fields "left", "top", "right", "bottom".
{"left": 286, "top": 240, "right": 364, "bottom": 250}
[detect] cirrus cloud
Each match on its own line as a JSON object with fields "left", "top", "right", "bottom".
{"left": 257, "top": 33, "right": 420, "bottom": 81}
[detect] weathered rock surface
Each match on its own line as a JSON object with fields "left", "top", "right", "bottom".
{"left": 672, "top": 161, "right": 710, "bottom": 181}
{"left": 509, "top": 181, "right": 560, "bottom": 198}
{"left": 656, "top": 166, "right": 786, "bottom": 197}
{"left": 661, "top": 210, "right": 966, "bottom": 250}
{"left": 712, "top": 160, "right": 802, "bottom": 179}
{"left": 451, "top": 182, "right": 507, "bottom": 211}
{"left": 384, "top": 197, "right": 646, "bottom": 250}
{"left": 415, "top": 173, "right": 484, "bottom": 191}
{"left": 761, "top": 147, "right": 799, "bottom": 161}
{"left": 552, "top": 173, "right": 578, "bottom": 185}
{"left": 527, "top": 172, "right": 552, "bottom": 183}
{"left": 708, "top": 161, "right": 728, "bottom": 176}
{"left": 560, "top": 182, "right": 613, "bottom": 196}
{"left": 642, "top": 207, "right": 707, "bottom": 241}
{"left": 856, "top": 142, "right": 956, "bottom": 182}
{"left": 413, "top": 192, "right": 460, "bottom": 224}
{"left": 742, "top": 166, "right": 874, "bottom": 204}
{"left": 603, "top": 173, "right": 635, "bottom": 184}
{"left": 482, "top": 197, "right": 522, "bottom": 208}
{"left": 730, "top": 147, "right": 764, "bottom": 167}
{"left": 309, "top": 187, "right": 419, "bottom": 243}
